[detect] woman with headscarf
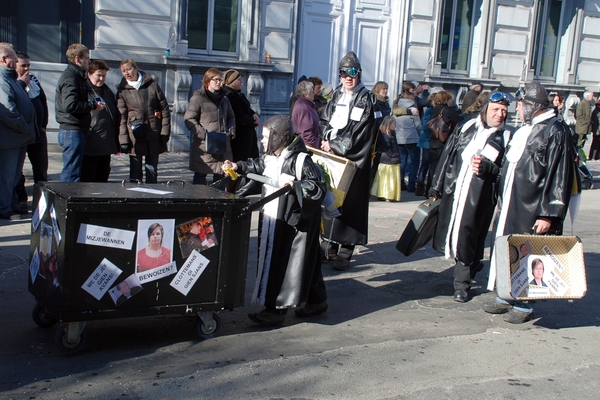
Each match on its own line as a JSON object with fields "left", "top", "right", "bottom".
{"left": 184, "top": 68, "right": 235, "bottom": 187}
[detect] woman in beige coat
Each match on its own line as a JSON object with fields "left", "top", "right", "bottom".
{"left": 184, "top": 68, "right": 235, "bottom": 186}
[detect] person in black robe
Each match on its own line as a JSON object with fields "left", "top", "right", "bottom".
{"left": 318, "top": 51, "right": 377, "bottom": 271}
{"left": 430, "top": 92, "right": 511, "bottom": 303}
{"left": 224, "top": 115, "right": 327, "bottom": 326}
{"left": 483, "top": 81, "right": 575, "bottom": 324}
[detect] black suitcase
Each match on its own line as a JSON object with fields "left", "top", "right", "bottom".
{"left": 396, "top": 198, "right": 441, "bottom": 256}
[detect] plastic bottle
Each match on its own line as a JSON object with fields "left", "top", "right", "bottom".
{"left": 165, "top": 48, "right": 171, "bottom": 57}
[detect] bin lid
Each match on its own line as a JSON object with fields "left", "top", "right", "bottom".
{"left": 37, "top": 182, "right": 251, "bottom": 204}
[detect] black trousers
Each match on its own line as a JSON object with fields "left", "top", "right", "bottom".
{"left": 81, "top": 155, "right": 112, "bottom": 182}
{"left": 453, "top": 260, "right": 483, "bottom": 291}
{"left": 15, "top": 136, "right": 49, "bottom": 203}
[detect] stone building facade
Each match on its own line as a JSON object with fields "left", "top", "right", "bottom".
{"left": 2, "top": 0, "right": 600, "bottom": 150}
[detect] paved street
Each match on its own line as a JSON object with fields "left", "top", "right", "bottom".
{"left": 1, "top": 151, "right": 599, "bottom": 399}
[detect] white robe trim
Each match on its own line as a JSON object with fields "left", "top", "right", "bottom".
{"left": 252, "top": 148, "right": 292, "bottom": 305}
{"left": 444, "top": 117, "right": 504, "bottom": 260}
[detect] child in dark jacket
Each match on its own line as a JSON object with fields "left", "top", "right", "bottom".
{"left": 370, "top": 116, "right": 401, "bottom": 201}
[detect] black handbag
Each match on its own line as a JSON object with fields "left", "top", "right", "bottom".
{"left": 206, "top": 131, "right": 227, "bottom": 155}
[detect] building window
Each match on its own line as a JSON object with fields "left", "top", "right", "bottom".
{"left": 438, "top": 0, "right": 476, "bottom": 72}
{"left": 0, "top": 0, "right": 93, "bottom": 63}
{"left": 188, "top": 0, "right": 239, "bottom": 53}
{"left": 531, "top": 0, "right": 564, "bottom": 78}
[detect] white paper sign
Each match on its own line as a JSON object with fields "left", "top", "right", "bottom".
{"left": 81, "top": 258, "right": 122, "bottom": 300}
{"left": 510, "top": 259, "right": 529, "bottom": 298}
{"left": 127, "top": 187, "right": 173, "bottom": 195}
{"left": 137, "top": 261, "right": 177, "bottom": 284}
{"left": 170, "top": 250, "right": 210, "bottom": 296}
{"left": 546, "top": 269, "right": 569, "bottom": 296}
{"left": 350, "top": 106, "right": 364, "bottom": 121}
{"left": 50, "top": 205, "right": 62, "bottom": 245}
{"left": 32, "top": 193, "right": 47, "bottom": 232}
{"left": 542, "top": 245, "right": 566, "bottom": 272}
{"left": 77, "top": 224, "right": 136, "bottom": 250}
{"left": 30, "top": 247, "right": 40, "bottom": 284}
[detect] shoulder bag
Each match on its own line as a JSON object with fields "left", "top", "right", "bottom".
{"left": 427, "top": 107, "right": 452, "bottom": 143}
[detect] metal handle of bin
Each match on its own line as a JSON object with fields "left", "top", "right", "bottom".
{"left": 210, "top": 175, "right": 231, "bottom": 188}
{"left": 166, "top": 180, "right": 185, "bottom": 186}
{"left": 238, "top": 185, "right": 291, "bottom": 218}
{"left": 121, "top": 179, "right": 141, "bottom": 186}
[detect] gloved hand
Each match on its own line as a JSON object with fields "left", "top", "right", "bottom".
{"left": 119, "top": 143, "right": 131, "bottom": 154}
{"left": 428, "top": 188, "right": 441, "bottom": 199}
{"left": 160, "top": 135, "right": 169, "bottom": 146}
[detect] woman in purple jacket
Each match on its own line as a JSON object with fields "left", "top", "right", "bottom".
{"left": 292, "top": 81, "right": 321, "bottom": 149}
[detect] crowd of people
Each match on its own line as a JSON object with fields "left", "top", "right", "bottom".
{"left": 0, "top": 41, "right": 587, "bottom": 326}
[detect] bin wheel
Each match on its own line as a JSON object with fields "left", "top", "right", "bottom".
{"left": 196, "top": 313, "right": 221, "bottom": 340}
{"left": 32, "top": 303, "right": 57, "bottom": 328}
{"left": 55, "top": 327, "right": 87, "bottom": 355}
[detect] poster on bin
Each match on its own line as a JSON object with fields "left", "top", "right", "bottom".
{"left": 170, "top": 250, "right": 210, "bottom": 296}
{"left": 81, "top": 258, "right": 122, "bottom": 300}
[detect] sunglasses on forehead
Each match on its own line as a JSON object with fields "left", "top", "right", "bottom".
{"left": 489, "top": 91, "right": 511, "bottom": 105}
{"left": 339, "top": 67, "right": 359, "bottom": 78}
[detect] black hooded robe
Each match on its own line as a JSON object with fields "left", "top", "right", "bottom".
{"left": 236, "top": 137, "right": 327, "bottom": 309}
{"left": 431, "top": 117, "right": 506, "bottom": 266}
{"left": 319, "top": 84, "right": 377, "bottom": 245}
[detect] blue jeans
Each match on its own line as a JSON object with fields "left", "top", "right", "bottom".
{"left": 417, "top": 148, "right": 431, "bottom": 184}
{"left": 130, "top": 154, "right": 159, "bottom": 183}
{"left": 58, "top": 129, "right": 86, "bottom": 182}
{"left": 398, "top": 143, "right": 419, "bottom": 190}
{"left": 0, "top": 146, "right": 26, "bottom": 216}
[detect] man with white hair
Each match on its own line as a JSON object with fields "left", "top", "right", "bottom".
{"left": 575, "top": 90, "right": 594, "bottom": 145}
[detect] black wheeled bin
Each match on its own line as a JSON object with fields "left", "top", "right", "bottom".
{"left": 28, "top": 181, "right": 252, "bottom": 354}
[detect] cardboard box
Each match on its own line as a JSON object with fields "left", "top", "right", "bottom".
{"left": 495, "top": 234, "right": 587, "bottom": 300}
{"left": 306, "top": 146, "right": 357, "bottom": 209}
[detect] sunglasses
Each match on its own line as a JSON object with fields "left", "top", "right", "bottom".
{"left": 339, "top": 67, "right": 359, "bottom": 78}
{"left": 489, "top": 91, "right": 511, "bottom": 105}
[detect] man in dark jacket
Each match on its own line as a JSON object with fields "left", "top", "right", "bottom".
{"left": 55, "top": 43, "right": 104, "bottom": 182}
{"left": 483, "top": 81, "right": 574, "bottom": 324}
{"left": 14, "top": 51, "right": 48, "bottom": 208}
{"left": 319, "top": 51, "right": 377, "bottom": 271}
{"left": 430, "top": 92, "right": 511, "bottom": 303}
{"left": 0, "top": 43, "right": 36, "bottom": 220}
